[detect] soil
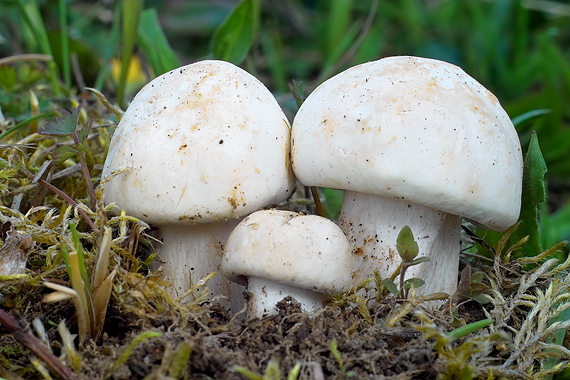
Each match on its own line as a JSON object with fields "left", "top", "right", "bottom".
{"left": 1, "top": 289, "right": 451, "bottom": 379}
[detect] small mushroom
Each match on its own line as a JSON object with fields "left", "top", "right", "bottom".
{"left": 291, "top": 56, "right": 523, "bottom": 296}
{"left": 221, "top": 210, "right": 352, "bottom": 318}
{"left": 101, "top": 61, "right": 295, "bottom": 311}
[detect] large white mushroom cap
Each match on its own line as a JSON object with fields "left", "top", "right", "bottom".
{"left": 102, "top": 60, "right": 295, "bottom": 225}
{"left": 292, "top": 56, "right": 523, "bottom": 230}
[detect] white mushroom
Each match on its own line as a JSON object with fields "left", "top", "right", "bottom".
{"left": 291, "top": 56, "right": 523, "bottom": 296}
{"left": 222, "top": 210, "right": 352, "bottom": 319}
{"left": 101, "top": 60, "right": 295, "bottom": 311}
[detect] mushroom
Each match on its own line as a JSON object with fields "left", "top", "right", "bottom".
{"left": 101, "top": 60, "right": 295, "bottom": 310}
{"left": 221, "top": 210, "right": 352, "bottom": 318}
{"left": 291, "top": 56, "right": 523, "bottom": 296}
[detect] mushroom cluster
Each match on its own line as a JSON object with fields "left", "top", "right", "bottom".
{"left": 102, "top": 56, "right": 523, "bottom": 318}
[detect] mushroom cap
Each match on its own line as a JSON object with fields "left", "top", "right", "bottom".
{"left": 102, "top": 60, "right": 295, "bottom": 225}
{"left": 222, "top": 210, "right": 352, "bottom": 294}
{"left": 292, "top": 56, "right": 523, "bottom": 231}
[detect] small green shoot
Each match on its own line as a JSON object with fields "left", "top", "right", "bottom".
{"left": 443, "top": 266, "right": 489, "bottom": 311}
{"left": 381, "top": 225, "right": 429, "bottom": 298}
{"left": 288, "top": 80, "right": 305, "bottom": 109}
{"left": 331, "top": 339, "right": 355, "bottom": 378}
{"left": 105, "top": 330, "right": 162, "bottom": 377}
{"left": 167, "top": 342, "right": 193, "bottom": 379}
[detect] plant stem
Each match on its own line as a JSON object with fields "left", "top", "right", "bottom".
{"left": 38, "top": 178, "right": 96, "bottom": 231}
{"left": 72, "top": 133, "right": 97, "bottom": 208}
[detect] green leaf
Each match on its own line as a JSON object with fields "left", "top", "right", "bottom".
{"left": 470, "top": 271, "right": 484, "bottom": 284}
{"left": 138, "top": 8, "right": 180, "bottom": 76}
{"left": 396, "top": 225, "right": 419, "bottom": 262}
{"left": 403, "top": 278, "right": 425, "bottom": 290}
{"left": 211, "top": 0, "right": 259, "bottom": 65}
{"left": 380, "top": 279, "right": 399, "bottom": 295}
{"left": 38, "top": 106, "right": 80, "bottom": 136}
{"left": 510, "top": 131, "right": 547, "bottom": 258}
{"left": 54, "top": 145, "right": 78, "bottom": 164}
{"left": 288, "top": 79, "right": 305, "bottom": 109}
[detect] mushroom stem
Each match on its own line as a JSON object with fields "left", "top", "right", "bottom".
{"left": 246, "top": 277, "right": 325, "bottom": 319}
{"left": 338, "top": 191, "right": 462, "bottom": 296}
{"left": 153, "top": 220, "right": 244, "bottom": 312}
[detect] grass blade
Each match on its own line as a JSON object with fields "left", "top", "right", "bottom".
{"left": 94, "top": 1, "right": 122, "bottom": 91}
{"left": 512, "top": 109, "right": 552, "bottom": 128}
{"left": 17, "top": 0, "right": 62, "bottom": 95}
{"left": 0, "top": 111, "right": 56, "bottom": 141}
{"left": 117, "top": 0, "right": 144, "bottom": 108}
{"left": 447, "top": 319, "right": 494, "bottom": 341}
{"left": 58, "top": 0, "right": 70, "bottom": 88}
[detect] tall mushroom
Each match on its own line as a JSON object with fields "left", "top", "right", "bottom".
{"left": 101, "top": 60, "right": 295, "bottom": 310}
{"left": 291, "top": 56, "right": 523, "bottom": 296}
{"left": 221, "top": 210, "right": 352, "bottom": 319}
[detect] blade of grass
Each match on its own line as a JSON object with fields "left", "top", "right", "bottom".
{"left": 94, "top": 1, "right": 122, "bottom": 91}
{"left": 512, "top": 109, "right": 552, "bottom": 129}
{"left": 117, "top": 0, "right": 144, "bottom": 108}
{"left": 17, "top": 0, "right": 62, "bottom": 96}
{"left": 59, "top": 0, "right": 71, "bottom": 88}
{"left": 447, "top": 319, "right": 494, "bottom": 341}
{"left": 0, "top": 111, "right": 56, "bottom": 140}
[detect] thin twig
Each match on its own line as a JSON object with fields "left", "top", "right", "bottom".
{"left": 0, "top": 308, "right": 77, "bottom": 380}
{"left": 310, "top": 186, "right": 325, "bottom": 217}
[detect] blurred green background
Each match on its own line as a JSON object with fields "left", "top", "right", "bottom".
{"left": 1, "top": 0, "right": 570, "bottom": 248}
